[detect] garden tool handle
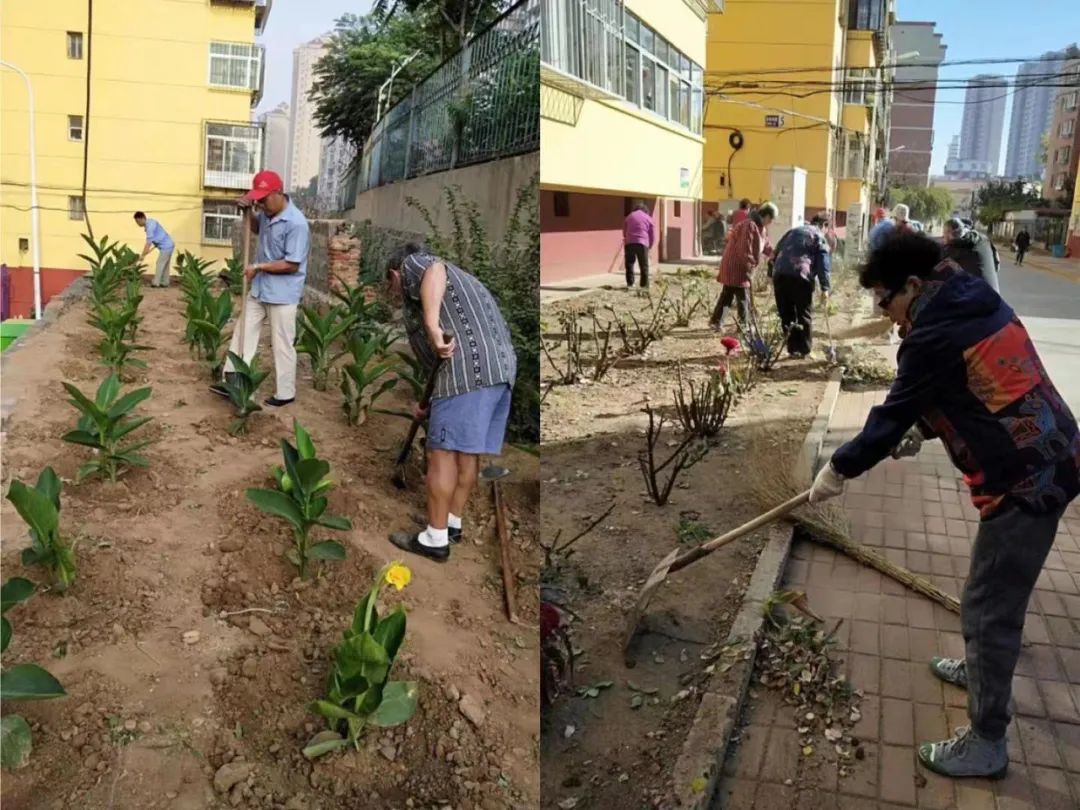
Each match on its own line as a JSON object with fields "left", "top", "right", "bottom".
{"left": 396, "top": 335, "right": 452, "bottom": 462}
{"left": 239, "top": 207, "right": 251, "bottom": 358}
{"left": 667, "top": 490, "right": 811, "bottom": 574}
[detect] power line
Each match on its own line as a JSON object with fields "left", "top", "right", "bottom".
{"left": 704, "top": 53, "right": 1077, "bottom": 79}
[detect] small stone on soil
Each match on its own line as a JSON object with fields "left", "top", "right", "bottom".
{"left": 458, "top": 694, "right": 485, "bottom": 728}
{"left": 182, "top": 631, "right": 201, "bottom": 645}
{"left": 213, "top": 761, "right": 254, "bottom": 794}
{"left": 248, "top": 617, "right": 272, "bottom": 637}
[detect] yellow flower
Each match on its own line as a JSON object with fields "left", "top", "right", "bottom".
{"left": 384, "top": 563, "right": 412, "bottom": 591}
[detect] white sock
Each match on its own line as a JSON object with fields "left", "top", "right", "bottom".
{"left": 419, "top": 526, "right": 449, "bottom": 548}
{"left": 448, "top": 513, "right": 462, "bottom": 530}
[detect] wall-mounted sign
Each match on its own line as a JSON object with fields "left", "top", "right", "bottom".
{"left": 680, "top": 168, "right": 690, "bottom": 189}
{"left": 764, "top": 114, "right": 785, "bottom": 128}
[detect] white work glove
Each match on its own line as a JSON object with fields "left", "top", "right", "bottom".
{"left": 809, "top": 462, "right": 846, "bottom": 505}
{"left": 891, "top": 425, "right": 926, "bottom": 460}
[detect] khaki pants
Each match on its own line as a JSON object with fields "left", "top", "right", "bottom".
{"left": 153, "top": 249, "right": 173, "bottom": 287}
{"left": 223, "top": 297, "right": 298, "bottom": 400}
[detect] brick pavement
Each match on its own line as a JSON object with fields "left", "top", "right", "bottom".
{"left": 715, "top": 389, "right": 1080, "bottom": 809}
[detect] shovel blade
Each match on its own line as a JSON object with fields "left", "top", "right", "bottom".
{"left": 622, "top": 547, "right": 681, "bottom": 667}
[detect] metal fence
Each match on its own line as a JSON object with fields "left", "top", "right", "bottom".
{"left": 358, "top": 0, "right": 540, "bottom": 193}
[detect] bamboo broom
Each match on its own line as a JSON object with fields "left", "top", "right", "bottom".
{"left": 747, "top": 432, "right": 961, "bottom": 614}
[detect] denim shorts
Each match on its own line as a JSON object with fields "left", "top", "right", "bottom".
{"left": 428, "top": 384, "right": 512, "bottom": 455}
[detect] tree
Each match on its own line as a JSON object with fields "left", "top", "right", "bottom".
{"left": 373, "top": 0, "right": 509, "bottom": 58}
{"left": 886, "top": 185, "right": 954, "bottom": 225}
{"left": 973, "top": 179, "right": 1048, "bottom": 228}
{"left": 1037, "top": 132, "right": 1050, "bottom": 168}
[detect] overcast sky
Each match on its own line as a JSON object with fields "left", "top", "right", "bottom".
{"left": 256, "top": 0, "right": 374, "bottom": 115}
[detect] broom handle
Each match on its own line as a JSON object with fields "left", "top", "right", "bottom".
{"left": 239, "top": 207, "right": 251, "bottom": 359}
{"left": 668, "top": 490, "right": 811, "bottom": 574}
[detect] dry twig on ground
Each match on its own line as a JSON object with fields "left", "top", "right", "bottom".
{"left": 672, "top": 361, "right": 734, "bottom": 438}
{"left": 638, "top": 402, "right": 707, "bottom": 506}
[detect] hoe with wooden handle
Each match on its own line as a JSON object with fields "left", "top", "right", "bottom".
{"left": 623, "top": 489, "right": 811, "bottom": 666}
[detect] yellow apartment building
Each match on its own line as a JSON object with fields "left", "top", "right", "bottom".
{"left": 1, "top": 0, "right": 269, "bottom": 317}
{"left": 704, "top": 0, "right": 894, "bottom": 243}
{"left": 540, "top": 0, "right": 708, "bottom": 283}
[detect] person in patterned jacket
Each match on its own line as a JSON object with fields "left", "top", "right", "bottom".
{"left": 810, "top": 231, "right": 1080, "bottom": 779}
{"left": 384, "top": 243, "right": 518, "bottom": 563}
{"left": 708, "top": 201, "right": 777, "bottom": 331}
{"left": 770, "top": 213, "right": 832, "bottom": 357}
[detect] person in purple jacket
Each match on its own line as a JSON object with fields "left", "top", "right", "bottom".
{"left": 811, "top": 231, "right": 1080, "bottom": 780}
{"left": 623, "top": 202, "right": 655, "bottom": 289}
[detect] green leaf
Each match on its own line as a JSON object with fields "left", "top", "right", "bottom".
{"left": 310, "top": 700, "right": 357, "bottom": 722}
{"left": 105, "top": 386, "right": 152, "bottom": 420}
{"left": 1, "top": 578, "right": 36, "bottom": 615}
{"left": 34, "top": 468, "right": 61, "bottom": 510}
{"left": 294, "top": 420, "right": 316, "bottom": 459}
{"left": 62, "top": 382, "right": 103, "bottom": 420}
{"left": 246, "top": 489, "right": 305, "bottom": 531}
{"left": 95, "top": 374, "right": 121, "bottom": 408}
{"left": 1, "top": 617, "right": 11, "bottom": 654}
{"left": 370, "top": 681, "right": 418, "bottom": 727}
{"left": 302, "top": 735, "right": 348, "bottom": 760}
{"left": 61, "top": 430, "right": 103, "bottom": 449}
{"left": 0, "top": 663, "right": 66, "bottom": 700}
{"left": 316, "top": 515, "right": 352, "bottom": 531}
{"left": 373, "top": 607, "right": 407, "bottom": 664}
{"left": 295, "top": 459, "right": 331, "bottom": 495}
{"left": 306, "top": 541, "right": 346, "bottom": 561}
{"left": 353, "top": 682, "right": 385, "bottom": 717}
{"left": 6, "top": 481, "right": 59, "bottom": 541}
{"left": 111, "top": 416, "right": 153, "bottom": 441}
{"left": 335, "top": 632, "right": 389, "bottom": 683}
{"left": 352, "top": 589, "right": 379, "bottom": 636}
{"left": 0, "top": 715, "right": 33, "bottom": 770}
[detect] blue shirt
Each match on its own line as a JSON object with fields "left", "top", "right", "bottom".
{"left": 144, "top": 218, "right": 174, "bottom": 252}
{"left": 867, "top": 219, "right": 895, "bottom": 250}
{"left": 250, "top": 200, "right": 309, "bottom": 305}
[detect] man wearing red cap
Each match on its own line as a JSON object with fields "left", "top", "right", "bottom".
{"left": 211, "top": 170, "right": 309, "bottom": 406}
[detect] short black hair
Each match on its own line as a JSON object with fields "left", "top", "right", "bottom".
{"left": 385, "top": 241, "right": 425, "bottom": 276}
{"left": 859, "top": 231, "right": 943, "bottom": 292}
{"left": 634, "top": 201, "right": 649, "bottom": 213}
{"left": 739, "top": 198, "right": 751, "bottom": 209}
{"left": 133, "top": 211, "right": 146, "bottom": 220}
{"left": 810, "top": 214, "right": 827, "bottom": 227}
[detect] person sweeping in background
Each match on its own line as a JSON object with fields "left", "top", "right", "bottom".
{"left": 770, "top": 213, "right": 831, "bottom": 358}
{"left": 810, "top": 231, "right": 1079, "bottom": 779}
{"left": 623, "top": 202, "right": 655, "bottom": 289}
{"left": 709, "top": 201, "right": 777, "bottom": 331}
{"left": 385, "top": 244, "right": 517, "bottom": 563}
{"left": 134, "top": 212, "right": 175, "bottom": 288}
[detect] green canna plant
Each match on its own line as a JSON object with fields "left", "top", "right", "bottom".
{"left": 332, "top": 275, "right": 391, "bottom": 339}
{"left": 246, "top": 419, "right": 351, "bottom": 578}
{"left": 191, "top": 290, "right": 234, "bottom": 378}
{"left": 62, "top": 375, "right": 154, "bottom": 482}
{"left": 303, "top": 561, "right": 417, "bottom": 759}
{"left": 1, "top": 576, "right": 67, "bottom": 770}
{"left": 5, "top": 469, "right": 77, "bottom": 593}
{"left": 220, "top": 352, "right": 270, "bottom": 435}
{"left": 220, "top": 256, "right": 245, "bottom": 296}
{"left": 88, "top": 304, "right": 150, "bottom": 379}
{"left": 393, "top": 350, "right": 428, "bottom": 401}
{"left": 340, "top": 332, "right": 399, "bottom": 426}
{"left": 296, "top": 306, "right": 357, "bottom": 391}
{"left": 122, "top": 277, "right": 145, "bottom": 342}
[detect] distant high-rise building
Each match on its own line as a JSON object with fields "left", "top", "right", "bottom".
{"left": 287, "top": 36, "right": 330, "bottom": 192}
{"left": 260, "top": 103, "right": 290, "bottom": 181}
{"left": 1004, "top": 49, "right": 1072, "bottom": 180}
{"left": 317, "top": 136, "right": 356, "bottom": 213}
{"left": 888, "top": 21, "right": 947, "bottom": 187}
{"left": 947, "top": 133, "right": 960, "bottom": 163}
{"left": 947, "top": 75, "right": 1006, "bottom": 178}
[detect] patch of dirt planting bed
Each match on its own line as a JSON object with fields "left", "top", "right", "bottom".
{"left": 539, "top": 268, "right": 860, "bottom": 809}
{"left": 0, "top": 285, "right": 539, "bottom": 810}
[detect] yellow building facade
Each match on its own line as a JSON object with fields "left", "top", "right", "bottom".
{"left": 704, "top": 0, "right": 893, "bottom": 241}
{"left": 540, "top": 0, "right": 709, "bottom": 283}
{"left": 1, "top": 0, "right": 268, "bottom": 316}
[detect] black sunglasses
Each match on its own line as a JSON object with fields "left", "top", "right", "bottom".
{"left": 877, "top": 289, "right": 901, "bottom": 310}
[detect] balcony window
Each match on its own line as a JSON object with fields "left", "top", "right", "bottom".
{"left": 202, "top": 201, "right": 240, "bottom": 245}
{"left": 1062, "top": 118, "right": 1075, "bottom": 137}
{"left": 204, "top": 122, "right": 263, "bottom": 189}
{"left": 625, "top": 45, "right": 641, "bottom": 105}
{"left": 844, "top": 69, "right": 869, "bottom": 105}
{"left": 68, "top": 115, "right": 84, "bottom": 141}
{"left": 66, "top": 31, "right": 83, "bottom": 59}
{"left": 1059, "top": 146, "right": 1072, "bottom": 166}
{"left": 1063, "top": 91, "right": 1078, "bottom": 111}
{"left": 209, "top": 41, "right": 263, "bottom": 92}
{"left": 541, "top": 0, "right": 623, "bottom": 96}
{"left": 68, "top": 196, "right": 85, "bottom": 221}
{"left": 847, "top": 0, "right": 887, "bottom": 32}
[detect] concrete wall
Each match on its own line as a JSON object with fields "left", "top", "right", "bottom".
{"left": 230, "top": 218, "right": 361, "bottom": 297}
{"left": 350, "top": 153, "right": 539, "bottom": 245}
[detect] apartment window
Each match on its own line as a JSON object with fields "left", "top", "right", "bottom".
{"left": 68, "top": 196, "right": 85, "bottom": 220}
{"left": 1063, "top": 91, "right": 1078, "bottom": 111}
{"left": 1058, "top": 146, "right": 1072, "bottom": 166}
{"left": 844, "top": 69, "right": 869, "bottom": 105}
{"left": 673, "top": 200, "right": 682, "bottom": 217}
{"left": 202, "top": 201, "right": 240, "bottom": 244}
{"left": 68, "top": 115, "right": 84, "bottom": 141}
{"left": 1054, "top": 173, "right": 1066, "bottom": 191}
{"left": 540, "top": 0, "right": 622, "bottom": 96}
{"left": 204, "top": 122, "right": 263, "bottom": 188}
{"left": 1061, "top": 118, "right": 1075, "bottom": 137}
{"left": 208, "top": 42, "right": 263, "bottom": 91}
{"left": 66, "top": 31, "right": 83, "bottom": 59}
{"left": 625, "top": 45, "right": 641, "bottom": 106}
{"left": 553, "top": 191, "right": 570, "bottom": 217}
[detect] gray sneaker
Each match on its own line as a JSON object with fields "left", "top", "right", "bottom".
{"left": 918, "top": 725, "right": 1008, "bottom": 779}
{"left": 929, "top": 656, "right": 968, "bottom": 689}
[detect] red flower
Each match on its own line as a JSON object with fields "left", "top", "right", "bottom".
{"left": 720, "top": 337, "right": 741, "bottom": 354}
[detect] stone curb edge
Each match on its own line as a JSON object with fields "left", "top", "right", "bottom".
{"left": 671, "top": 368, "right": 843, "bottom": 808}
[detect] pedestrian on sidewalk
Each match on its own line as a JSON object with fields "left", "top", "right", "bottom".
{"left": 942, "top": 218, "right": 1000, "bottom": 293}
{"left": 770, "top": 213, "right": 831, "bottom": 357}
{"left": 134, "top": 212, "right": 175, "bottom": 288}
{"left": 810, "top": 231, "right": 1080, "bottom": 780}
{"left": 623, "top": 202, "right": 655, "bottom": 289}
{"left": 709, "top": 201, "right": 777, "bottom": 331}
{"left": 210, "top": 169, "right": 308, "bottom": 408}
{"left": 385, "top": 244, "right": 517, "bottom": 564}
{"left": 1013, "top": 228, "right": 1031, "bottom": 265}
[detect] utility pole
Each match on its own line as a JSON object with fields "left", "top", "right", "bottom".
{"left": 1, "top": 60, "right": 42, "bottom": 319}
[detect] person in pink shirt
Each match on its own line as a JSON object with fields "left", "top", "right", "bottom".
{"left": 623, "top": 202, "right": 655, "bottom": 289}
{"left": 730, "top": 198, "right": 752, "bottom": 228}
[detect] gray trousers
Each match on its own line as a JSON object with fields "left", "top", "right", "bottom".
{"left": 963, "top": 505, "right": 1063, "bottom": 739}
{"left": 153, "top": 249, "right": 174, "bottom": 287}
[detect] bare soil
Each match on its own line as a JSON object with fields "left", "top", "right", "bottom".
{"left": 0, "top": 286, "right": 540, "bottom": 810}
{"left": 539, "top": 269, "right": 861, "bottom": 808}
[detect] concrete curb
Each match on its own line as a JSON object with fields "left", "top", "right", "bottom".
{"left": 671, "top": 369, "right": 843, "bottom": 808}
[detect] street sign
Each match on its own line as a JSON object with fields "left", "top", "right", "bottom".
{"left": 764, "top": 115, "right": 784, "bottom": 128}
